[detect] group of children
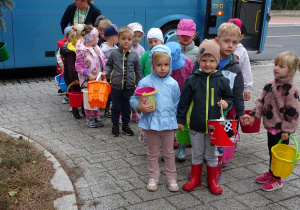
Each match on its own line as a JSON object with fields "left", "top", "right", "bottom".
{"left": 56, "top": 16, "right": 300, "bottom": 194}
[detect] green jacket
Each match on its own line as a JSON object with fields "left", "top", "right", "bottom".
{"left": 177, "top": 69, "right": 233, "bottom": 133}
{"left": 140, "top": 50, "right": 151, "bottom": 77}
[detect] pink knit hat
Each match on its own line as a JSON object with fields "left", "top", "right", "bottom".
{"left": 177, "top": 19, "right": 196, "bottom": 37}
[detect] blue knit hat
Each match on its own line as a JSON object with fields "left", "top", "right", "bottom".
{"left": 164, "top": 42, "right": 185, "bottom": 70}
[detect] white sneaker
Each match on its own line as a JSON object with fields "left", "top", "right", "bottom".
{"left": 147, "top": 178, "right": 158, "bottom": 191}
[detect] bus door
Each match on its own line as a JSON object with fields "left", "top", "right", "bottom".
{"left": 232, "top": 0, "right": 271, "bottom": 53}
{"left": 0, "top": 10, "right": 14, "bottom": 69}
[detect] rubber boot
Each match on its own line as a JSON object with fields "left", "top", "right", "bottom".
{"left": 182, "top": 164, "right": 202, "bottom": 191}
{"left": 207, "top": 165, "right": 223, "bottom": 194}
{"left": 177, "top": 144, "right": 186, "bottom": 162}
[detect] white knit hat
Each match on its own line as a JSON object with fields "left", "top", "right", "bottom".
{"left": 147, "top": 28, "right": 164, "bottom": 43}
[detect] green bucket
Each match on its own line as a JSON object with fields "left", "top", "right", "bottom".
{"left": 176, "top": 124, "right": 190, "bottom": 145}
{"left": 0, "top": 42, "right": 10, "bottom": 62}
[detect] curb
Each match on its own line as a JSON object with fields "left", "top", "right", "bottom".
{"left": 0, "top": 127, "right": 78, "bottom": 210}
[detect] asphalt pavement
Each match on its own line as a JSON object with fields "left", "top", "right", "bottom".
{"left": 1, "top": 17, "right": 300, "bottom": 210}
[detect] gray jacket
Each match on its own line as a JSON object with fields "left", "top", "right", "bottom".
{"left": 104, "top": 48, "right": 142, "bottom": 90}
{"left": 180, "top": 41, "right": 199, "bottom": 64}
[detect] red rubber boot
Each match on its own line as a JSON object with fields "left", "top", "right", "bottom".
{"left": 182, "top": 164, "right": 202, "bottom": 191}
{"left": 207, "top": 165, "right": 223, "bottom": 194}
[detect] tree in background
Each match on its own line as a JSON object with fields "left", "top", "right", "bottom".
{"left": 272, "top": 0, "right": 300, "bottom": 10}
{"left": 0, "top": 0, "right": 15, "bottom": 32}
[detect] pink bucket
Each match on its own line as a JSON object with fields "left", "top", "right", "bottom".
{"left": 223, "top": 131, "right": 240, "bottom": 160}
{"left": 135, "top": 87, "right": 157, "bottom": 112}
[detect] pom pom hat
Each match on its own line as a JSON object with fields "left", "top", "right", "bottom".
{"left": 197, "top": 39, "right": 220, "bottom": 64}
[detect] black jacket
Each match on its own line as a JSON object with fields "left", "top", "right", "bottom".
{"left": 177, "top": 69, "right": 233, "bottom": 133}
{"left": 60, "top": 43, "right": 78, "bottom": 86}
{"left": 60, "top": 3, "right": 101, "bottom": 34}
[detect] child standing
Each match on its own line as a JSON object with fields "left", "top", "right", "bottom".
{"left": 177, "top": 39, "right": 233, "bottom": 194}
{"left": 102, "top": 27, "right": 142, "bottom": 137}
{"left": 227, "top": 18, "right": 253, "bottom": 101}
{"left": 177, "top": 18, "right": 199, "bottom": 64}
{"left": 128, "top": 22, "right": 145, "bottom": 58}
{"left": 250, "top": 51, "right": 300, "bottom": 191}
{"left": 96, "top": 18, "right": 112, "bottom": 46}
{"left": 100, "top": 24, "right": 119, "bottom": 59}
{"left": 165, "top": 41, "right": 194, "bottom": 161}
{"left": 75, "top": 24, "right": 106, "bottom": 127}
{"left": 130, "top": 45, "right": 180, "bottom": 192}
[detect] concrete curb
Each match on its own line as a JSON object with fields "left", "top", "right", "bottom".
{"left": 0, "top": 127, "right": 78, "bottom": 210}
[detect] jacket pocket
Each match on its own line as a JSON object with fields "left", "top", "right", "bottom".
{"left": 211, "top": 88, "right": 214, "bottom": 106}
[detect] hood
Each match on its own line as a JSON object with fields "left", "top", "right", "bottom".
{"left": 148, "top": 44, "right": 173, "bottom": 78}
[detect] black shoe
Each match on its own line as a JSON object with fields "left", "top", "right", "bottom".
{"left": 72, "top": 108, "right": 81, "bottom": 119}
{"left": 80, "top": 109, "right": 86, "bottom": 117}
{"left": 122, "top": 124, "right": 134, "bottom": 136}
{"left": 95, "top": 117, "right": 104, "bottom": 127}
{"left": 58, "top": 88, "right": 63, "bottom": 93}
{"left": 112, "top": 125, "right": 119, "bottom": 137}
{"left": 104, "top": 109, "right": 112, "bottom": 118}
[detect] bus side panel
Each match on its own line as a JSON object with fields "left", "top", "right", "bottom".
{"left": 258, "top": 0, "right": 271, "bottom": 53}
{"left": 1, "top": 10, "right": 14, "bottom": 69}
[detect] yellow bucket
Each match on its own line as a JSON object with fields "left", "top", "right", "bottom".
{"left": 270, "top": 136, "right": 300, "bottom": 178}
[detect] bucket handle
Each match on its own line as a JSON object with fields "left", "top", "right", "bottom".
{"left": 220, "top": 104, "right": 225, "bottom": 120}
{"left": 66, "top": 79, "right": 89, "bottom": 95}
{"left": 278, "top": 135, "right": 299, "bottom": 165}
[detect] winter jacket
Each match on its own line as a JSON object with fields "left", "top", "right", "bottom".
{"left": 60, "top": 42, "right": 78, "bottom": 86}
{"left": 235, "top": 43, "right": 253, "bottom": 92}
{"left": 130, "top": 45, "right": 181, "bottom": 131}
{"left": 220, "top": 55, "right": 245, "bottom": 116}
{"left": 251, "top": 77, "right": 300, "bottom": 134}
{"left": 170, "top": 56, "right": 194, "bottom": 92}
{"left": 75, "top": 39, "right": 106, "bottom": 87}
{"left": 104, "top": 48, "right": 142, "bottom": 90}
{"left": 177, "top": 69, "right": 233, "bottom": 133}
{"left": 180, "top": 41, "right": 199, "bottom": 64}
{"left": 60, "top": 3, "right": 101, "bottom": 34}
{"left": 56, "top": 38, "right": 67, "bottom": 74}
{"left": 100, "top": 42, "right": 118, "bottom": 59}
{"left": 140, "top": 50, "right": 151, "bottom": 77}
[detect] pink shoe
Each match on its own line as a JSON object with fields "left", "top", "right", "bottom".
{"left": 119, "top": 114, "right": 122, "bottom": 124}
{"left": 256, "top": 171, "right": 272, "bottom": 184}
{"left": 132, "top": 113, "right": 140, "bottom": 122}
{"left": 261, "top": 176, "right": 283, "bottom": 191}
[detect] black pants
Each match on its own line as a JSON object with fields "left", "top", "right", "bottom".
{"left": 111, "top": 87, "right": 134, "bottom": 126}
{"left": 267, "top": 131, "right": 289, "bottom": 179}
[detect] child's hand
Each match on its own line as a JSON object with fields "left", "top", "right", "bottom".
{"left": 281, "top": 132, "right": 289, "bottom": 140}
{"left": 244, "top": 92, "right": 250, "bottom": 101}
{"left": 249, "top": 116, "right": 256, "bottom": 126}
{"left": 137, "top": 102, "right": 154, "bottom": 113}
{"left": 178, "top": 124, "right": 184, "bottom": 131}
{"left": 217, "top": 100, "right": 228, "bottom": 109}
{"left": 88, "top": 73, "right": 95, "bottom": 81}
{"left": 239, "top": 114, "right": 251, "bottom": 126}
{"left": 72, "top": 80, "right": 80, "bottom": 85}
{"left": 101, "top": 72, "right": 107, "bottom": 80}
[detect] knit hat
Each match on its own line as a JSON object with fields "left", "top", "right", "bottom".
{"left": 164, "top": 42, "right": 185, "bottom": 70}
{"left": 94, "top": 15, "right": 106, "bottom": 27}
{"left": 197, "top": 39, "right": 220, "bottom": 64}
{"left": 177, "top": 19, "right": 196, "bottom": 37}
{"left": 64, "top": 26, "right": 72, "bottom": 37}
{"left": 104, "top": 24, "right": 119, "bottom": 37}
{"left": 147, "top": 28, "right": 164, "bottom": 43}
{"left": 227, "top": 18, "right": 245, "bottom": 34}
{"left": 128, "top": 22, "right": 145, "bottom": 36}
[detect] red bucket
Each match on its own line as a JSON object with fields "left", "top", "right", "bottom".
{"left": 240, "top": 110, "right": 261, "bottom": 133}
{"left": 208, "top": 119, "right": 238, "bottom": 147}
{"left": 67, "top": 83, "right": 83, "bottom": 108}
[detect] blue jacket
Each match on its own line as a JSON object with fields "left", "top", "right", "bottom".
{"left": 130, "top": 45, "right": 180, "bottom": 131}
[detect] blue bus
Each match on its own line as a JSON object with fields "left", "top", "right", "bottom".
{"left": 0, "top": 0, "right": 270, "bottom": 69}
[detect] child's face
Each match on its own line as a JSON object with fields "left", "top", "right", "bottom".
{"left": 153, "top": 55, "right": 170, "bottom": 78}
{"left": 178, "top": 35, "right": 194, "bottom": 45}
{"left": 215, "top": 34, "right": 240, "bottom": 59}
{"left": 148, "top": 38, "right": 163, "bottom": 49}
{"left": 199, "top": 54, "right": 218, "bottom": 74}
{"left": 91, "top": 36, "right": 99, "bottom": 46}
{"left": 98, "top": 29, "right": 105, "bottom": 40}
{"left": 273, "top": 61, "right": 291, "bottom": 79}
{"left": 109, "top": 35, "right": 118, "bottom": 45}
{"left": 118, "top": 32, "right": 133, "bottom": 51}
{"left": 133, "top": 31, "right": 144, "bottom": 46}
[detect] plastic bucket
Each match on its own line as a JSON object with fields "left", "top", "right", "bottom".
{"left": 87, "top": 80, "right": 111, "bottom": 109}
{"left": 135, "top": 87, "right": 157, "bottom": 112}
{"left": 176, "top": 124, "right": 190, "bottom": 145}
{"left": 208, "top": 119, "right": 238, "bottom": 147}
{"left": 82, "top": 88, "right": 98, "bottom": 111}
{"left": 0, "top": 42, "right": 10, "bottom": 62}
{"left": 55, "top": 74, "right": 68, "bottom": 92}
{"left": 240, "top": 110, "right": 261, "bottom": 133}
{"left": 67, "top": 84, "right": 83, "bottom": 108}
{"left": 270, "top": 136, "right": 300, "bottom": 178}
{"left": 223, "top": 131, "right": 240, "bottom": 160}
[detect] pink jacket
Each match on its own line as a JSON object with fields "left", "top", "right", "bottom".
{"left": 251, "top": 77, "right": 300, "bottom": 134}
{"left": 75, "top": 39, "right": 107, "bottom": 87}
{"left": 170, "top": 57, "right": 194, "bottom": 92}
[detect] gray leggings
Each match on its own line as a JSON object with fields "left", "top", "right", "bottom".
{"left": 189, "top": 130, "right": 218, "bottom": 167}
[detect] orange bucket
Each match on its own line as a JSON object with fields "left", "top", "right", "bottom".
{"left": 87, "top": 80, "right": 111, "bottom": 109}
{"left": 67, "top": 83, "right": 83, "bottom": 108}
{"left": 240, "top": 110, "right": 261, "bottom": 133}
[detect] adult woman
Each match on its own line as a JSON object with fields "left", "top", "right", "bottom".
{"left": 60, "top": 0, "right": 101, "bottom": 34}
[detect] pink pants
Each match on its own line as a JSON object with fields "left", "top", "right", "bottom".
{"left": 145, "top": 130, "right": 177, "bottom": 181}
